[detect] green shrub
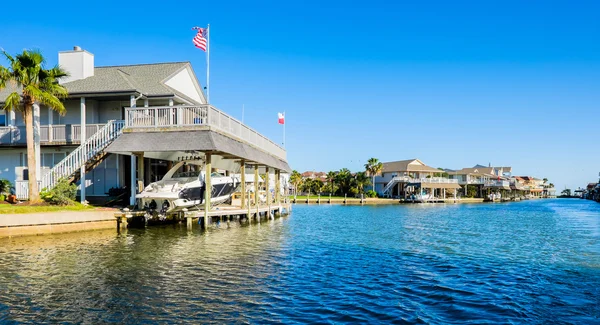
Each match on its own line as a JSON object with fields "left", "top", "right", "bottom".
{"left": 348, "top": 188, "right": 359, "bottom": 197}
{"left": 0, "top": 194, "right": 5, "bottom": 202}
{"left": 40, "top": 178, "right": 77, "bottom": 206}
{"left": 366, "top": 190, "right": 377, "bottom": 198}
{"left": 0, "top": 179, "right": 13, "bottom": 195}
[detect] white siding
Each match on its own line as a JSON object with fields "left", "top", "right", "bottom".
{"left": 164, "top": 67, "right": 204, "bottom": 104}
{"left": 0, "top": 149, "right": 22, "bottom": 184}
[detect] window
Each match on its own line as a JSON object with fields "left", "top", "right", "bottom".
{"left": 0, "top": 112, "right": 6, "bottom": 126}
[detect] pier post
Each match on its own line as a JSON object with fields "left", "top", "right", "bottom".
{"left": 183, "top": 208, "right": 192, "bottom": 228}
{"left": 266, "top": 167, "right": 271, "bottom": 219}
{"left": 241, "top": 160, "right": 246, "bottom": 209}
{"left": 254, "top": 166, "right": 260, "bottom": 222}
{"left": 247, "top": 190, "right": 251, "bottom": 222}
{"left": 204, "top": 153, "right": 212, "bottom": 229}
{"left": 275, "top": 169, "right": 281, "bottom": 205}
{"left": 117, "top": 208, "right": 130, "bottom": 232}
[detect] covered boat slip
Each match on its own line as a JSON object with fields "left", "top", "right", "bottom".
{"left": 405, "top": 180, "right": 462, "bottom": 202}
{"left": 106, "top": 105, "right": 292, "bottom": 229}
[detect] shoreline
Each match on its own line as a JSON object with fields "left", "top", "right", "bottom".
{"left": 0, "top": 210, "right": 118, "bottom": 238}
{"left": 290, "top": 197, "right": 486, "bottom": 205}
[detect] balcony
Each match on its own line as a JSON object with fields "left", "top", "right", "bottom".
{"left": 484, "top": 180, "right": 510, "bottom": 188}
{"left": 0, "top": 124, "right": 106, "bottom": 146}
{"left": 125, "top": 105, "right": 286, "bottom": 160}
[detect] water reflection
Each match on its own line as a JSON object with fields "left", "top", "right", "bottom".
{"left": 0, "top": 200, "right": 599, "bottom": 324}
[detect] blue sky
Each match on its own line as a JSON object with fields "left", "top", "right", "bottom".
{"left": 1, "top": 0, "right": 599, "bottom": 190}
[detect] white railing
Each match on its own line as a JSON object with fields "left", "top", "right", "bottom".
{"left": 15, "top": 120, "right": 125, "bottom": 199}
{"left": 383, "top": 176, "right": 459, "bottom": 195}
{"left": 0, "top": 124, "right": 105, "bottom": 145}
{"left": 421, "top": 177, "right": 459, "bottom": 184}
{"left": 40, "top": 120, "right": 125, "bottom": 191}
{"left": 485, "top": 180, "right": 510, "bottom": 187}
{"left": 125, "top": 105, "right": 286, "bottom": 160}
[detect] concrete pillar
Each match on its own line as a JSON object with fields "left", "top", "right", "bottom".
{"left": 80, "top": 97, "right": 86, "bottom": 203}
{"left": 275, "top": 169, "right": 281, "bottom": 204}
{"left": 203, "top": 153, "right": 212, "bottom": 229}
{"left": 240, "top": 160, "right": 246, "bottom": 209}
{"left": 130, "top": 154, "right": 136, "bottom": 206}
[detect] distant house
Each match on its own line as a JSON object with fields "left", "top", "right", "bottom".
{"left": 447, "top": 167, "right": 497, "bottom": 197}
{"left": 301, "top": 171, "right": 327, "bottom": 182}
{"left": 375, "top": 159, "right": 460, "bottom": 198}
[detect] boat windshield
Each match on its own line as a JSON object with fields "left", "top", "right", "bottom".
{"left": 171, "top": 163, "right": 202, "bottom": 178}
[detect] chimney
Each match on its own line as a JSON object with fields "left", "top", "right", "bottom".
{"left": 58, "top": 46, "right": 94, "bottom": 83}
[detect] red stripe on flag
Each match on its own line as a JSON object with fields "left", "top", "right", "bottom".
{"left": 192, "top": 27, "right": 207, "bottom": 51}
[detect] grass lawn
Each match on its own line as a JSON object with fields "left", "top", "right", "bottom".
{"left": 0, "top": 203, "right": 94, "bottom": 214}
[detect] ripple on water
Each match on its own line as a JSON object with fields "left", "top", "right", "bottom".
{"left": 0, "top": 200, "right": 599, "bottom": 324}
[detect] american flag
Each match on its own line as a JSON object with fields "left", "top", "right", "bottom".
{"left": 192, "top": 27, "right": 208, "bottom": 51}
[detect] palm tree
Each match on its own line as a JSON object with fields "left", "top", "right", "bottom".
{"left": 354, "top": 171, "right": 370, "bottom": 194}
{"left": 0, "top": 50, "right": 68, "bottom": 201}
{"left": 335, "top": 168, "right": 353, "bottom": 196}
{"left": 289, "top": 170, "right": 302, "bottom": 197}
{"left": 364, "top": 158, "right": 383, "bottom": 194}
{"left": 326, "top": 171, "right": 336, "bottom": 195}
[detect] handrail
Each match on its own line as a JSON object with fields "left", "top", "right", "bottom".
{"left": 39, "top": 120, "right": 125, "bottom": 191}
{"left": 383, "top": 176, "right": 460, "bottom": 195}
{"left": 124, "top": 105, "right": 286, "bottom": 160}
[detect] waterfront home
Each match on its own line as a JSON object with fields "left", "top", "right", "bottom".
{"left": 376, "top": 159, "right": 460, "bottom": 199}
{"left": 0, "top": 46, "right": 289, "bottom": 204}
{"left": 447, "top": 167, "right": 497, "bottom": 198}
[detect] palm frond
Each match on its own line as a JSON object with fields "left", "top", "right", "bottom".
{"left": 3, "top": 92, "right": 22, "bottom": 112}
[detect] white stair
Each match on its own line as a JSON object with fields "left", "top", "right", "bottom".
{"left": 43, "top": 120, "right": 125, "bottom": 190}
{"left": 382, "top": 176, "right": 410, "bottom": 196}
{"left": 16, "top": 120, "right": 125, "bottom": 199}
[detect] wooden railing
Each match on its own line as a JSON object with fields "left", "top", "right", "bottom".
{"left": 125, "top": 105, "right": 286, "bottom": 160}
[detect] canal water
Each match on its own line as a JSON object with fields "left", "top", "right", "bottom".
{"left": 0, "top": 199, "right": 599, "bottom": 324}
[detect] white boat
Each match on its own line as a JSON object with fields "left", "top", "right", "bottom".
{"left": 136, "top": 160, "right": 239, "bottom": 215}
{"left": 409, "top": 191, "right": 433, "bottom": 202}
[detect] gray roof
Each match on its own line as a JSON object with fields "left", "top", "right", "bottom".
{"left": 0, "top": 62, "right": 203, "bottom": 103}
{"left": 382, "top": 159, "right": 441, "bottom": 173}
{"left": 105, "top": 130, "right": 291, "bottom": 172}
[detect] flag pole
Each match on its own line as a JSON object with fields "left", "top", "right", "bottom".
{"left": 283, "top": 111, "right": 286, "bottom": 148}
{"left": 206, "top": 24, "right": 210, "bottom": 103}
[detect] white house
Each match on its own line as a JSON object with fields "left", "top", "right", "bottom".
{"left": 0, "top": 46, "right": 207, "bottom": 203}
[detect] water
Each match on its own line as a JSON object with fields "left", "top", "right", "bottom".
{"left": 1, "top": 199, "right": 599, "bottom": 324}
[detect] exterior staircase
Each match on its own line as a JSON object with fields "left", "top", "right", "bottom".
{"left": 16, "top": 120, "right": 125, "bottom": 199}
{"left": 382, "top": 176, "right": 408, "bottom": 197}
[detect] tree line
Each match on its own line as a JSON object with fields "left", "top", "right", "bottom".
{"left": 289, "top": 158, "right": 383, "bottom": 197}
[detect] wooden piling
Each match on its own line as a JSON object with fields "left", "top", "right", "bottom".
{"left": 204, "top": 154, "right": 212, "bottom": 229}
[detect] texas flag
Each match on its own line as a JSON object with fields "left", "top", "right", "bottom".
{"left": 278, "top": 112, "right": 285, "bottom": 125}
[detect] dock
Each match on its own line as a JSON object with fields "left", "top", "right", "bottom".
{"left": 114, "top": 202, "right": 293, "bottom": 231}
